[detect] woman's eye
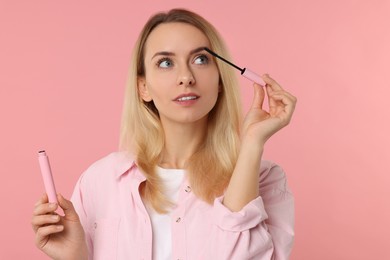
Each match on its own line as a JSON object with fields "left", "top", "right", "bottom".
{"left": 194, "top": 55, "right": 209, "bottom": 65}
{"left": 157, "top": 58, "right": 173, "bottom": 68}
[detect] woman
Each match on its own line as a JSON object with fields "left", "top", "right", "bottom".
{"left": 32, "top": 8, "right": 297, "bottom": 260}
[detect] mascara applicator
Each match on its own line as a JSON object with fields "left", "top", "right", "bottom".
{"left": 204, "top": 47, "right": 266, "bottom": 86}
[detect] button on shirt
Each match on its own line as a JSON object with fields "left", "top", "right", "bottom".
{"left": 143, "top": 167, "right": 186, "bottom": 260}
{"left": 71, "top": 152, "right": 294, "bottom": 260}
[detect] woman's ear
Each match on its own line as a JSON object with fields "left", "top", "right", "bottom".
{"left": 137, "top": 77, "right": 152, "bottom": 102}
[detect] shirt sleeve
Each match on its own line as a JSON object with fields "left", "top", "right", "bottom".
{"left": 70, "top": 172, "right": 94, "bottom": 260}
{"left": 209, "top": 161, "right": 294, "bottom": 260}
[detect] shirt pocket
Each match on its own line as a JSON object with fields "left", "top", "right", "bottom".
{"left": 92, "top": 218, "right": 121, "bottom": 260}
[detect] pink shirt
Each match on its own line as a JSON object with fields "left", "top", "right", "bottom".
{"left": 71, "top": 152, "right": 294, "bottom": 260}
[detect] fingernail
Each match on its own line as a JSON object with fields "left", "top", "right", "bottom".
{"left": 51, "top": 215, "right": 59, "bottom": 221}
{"left": 49, "top": 203, "right": 57, "bottom": 208}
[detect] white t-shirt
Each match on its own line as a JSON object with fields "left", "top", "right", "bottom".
{"left": 143, "top": 166, "right": 185, "bottom": 260}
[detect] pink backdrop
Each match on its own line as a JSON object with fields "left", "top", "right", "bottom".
{"left": 1, "top": 1, "right": 389, "bottom": 259}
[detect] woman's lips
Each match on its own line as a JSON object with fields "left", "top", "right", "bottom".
{"left": 176, "top": 95, "right": 198, "bottom": 101}
{"left": 173, "top": 94, "right": 200, "bottom": 105}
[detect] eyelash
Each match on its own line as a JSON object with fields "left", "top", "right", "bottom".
{"left": 156, "top": 57, "right": 173, "bottom": 68}
{"left": 194, "top": 54, "right": 209, "bottom": 65}
{"left": 155, "top": 54, "right": 210, "bottom": 68}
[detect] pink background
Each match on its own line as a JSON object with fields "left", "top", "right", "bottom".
{"left": 1, "top": 0, "right": 389, "bottom": 259}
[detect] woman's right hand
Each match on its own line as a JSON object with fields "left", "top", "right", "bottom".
{"left": 31, "top": 193, "right": 88, "bottom": 260}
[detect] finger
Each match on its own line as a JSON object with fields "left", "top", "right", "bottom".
{"left": 266, "top": 85, "right": 282, "bottom": 109}
{"left": 251, "top": 83, "right": 265, "bottom": 109}
{"left": 35, "top": 225, "right": 64, "bottom": 248}
{"left": 269, "top": 91, "right": 297, "bottom": 106}
{"left": 34, "top": 193, "right": 48, "bottom": 207}
{"left": 269, "top": 89, "right": 297, "bottom": 101}
{"left": 268, "top": 88, "right": 296, "bottom": 102}
{"left": 31, "top": 214, "right": 61, "bottom": 233}
{"left": 262, "top": 74, "right": 283, "bottom": 91}
{"left": 268, "top": 93, "right": 297, "bottom": 118}
{"left": 33, "top": 202, "right": 58, "bottom": 216}
{"left": 57, "top": 194, "right": 79, "bottom": 221}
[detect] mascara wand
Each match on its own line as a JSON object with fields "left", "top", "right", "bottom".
{"left": 204, "top": 47, "right": 266, "bottom": 86}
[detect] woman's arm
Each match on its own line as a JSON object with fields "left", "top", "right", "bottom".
{"left": 206, "top": 162, "right": 294, "bottom": 259}
{"left": 223, "top": 74, "right": 297, "bottom": 212}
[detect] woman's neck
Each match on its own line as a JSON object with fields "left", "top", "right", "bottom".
{"left": 159, "top": 119, "right": 207, "bottom": 169}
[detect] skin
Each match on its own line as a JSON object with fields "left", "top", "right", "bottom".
{"left": 31, "top": 194, "right": 87, "bottom": 260}
{"left": 31, "top": 21, "right": 297, "bottom": 258}
{"left": 138, "top": 22, "right": 220, "bottom": 168}
{"left": 224, "top": 76, "right": 297, "bottom": 211}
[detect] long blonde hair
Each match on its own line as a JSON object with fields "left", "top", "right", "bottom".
{"left": 120, "top": 8, "right": 242, "bottom": 213}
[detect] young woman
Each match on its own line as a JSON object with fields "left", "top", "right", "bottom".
{"left": 32, "top": 8, "right": 297, "bottom": 260}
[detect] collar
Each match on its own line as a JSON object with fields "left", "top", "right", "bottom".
{"left": 113, "top": 151, "right": 141, "bottom": 179}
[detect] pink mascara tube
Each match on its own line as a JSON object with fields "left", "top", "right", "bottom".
{"left": 38, "top": 150, "right": 58, "bottom": 203}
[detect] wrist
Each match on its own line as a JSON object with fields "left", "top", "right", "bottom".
{"left": 240, "top": 135, "right": 266, "bottom": 152}
{"left": 238, "top": 140, "right": 264, "bottom": 164}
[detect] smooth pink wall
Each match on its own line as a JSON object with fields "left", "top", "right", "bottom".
{"left": 1, "top": 1, "right": 389, "bottom": 259}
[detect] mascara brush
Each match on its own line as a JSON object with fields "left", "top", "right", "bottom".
{"left": 204, "top": 47, "right": 266, "bottom": 86}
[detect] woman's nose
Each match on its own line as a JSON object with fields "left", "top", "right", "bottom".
{"left": 177, "top": 66, "right": 195, "bottom": 86}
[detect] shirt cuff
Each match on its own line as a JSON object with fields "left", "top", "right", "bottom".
{"left": 213, "top": 196, "right": 269, "bottom": 232}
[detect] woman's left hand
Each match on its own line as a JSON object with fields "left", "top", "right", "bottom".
{"left": 241, "top": 74, "right": 297, "bottom": 146}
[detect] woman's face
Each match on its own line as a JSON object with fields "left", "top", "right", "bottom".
{"left": 139, "top": 22, "right": 220, "bottom": 127}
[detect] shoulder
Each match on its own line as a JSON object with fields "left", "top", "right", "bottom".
{"left": 71, "top": 152, "right": 137, "bottom": 220}
{"left": 86, "top": 151, "right": 134, "bottom": 171}
{"left": 79, "top": 151, "right": 136, "bottom": 182}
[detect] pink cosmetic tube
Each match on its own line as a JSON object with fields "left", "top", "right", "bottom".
{"left": 38, "top": 151, "right": 58, "bottom": 203}
{"left": 242, "top": 68, "right": 266, "bottom": 86}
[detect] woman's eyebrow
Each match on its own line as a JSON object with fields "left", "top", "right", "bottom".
{"left": 151, "top": 46, "right": 208, "bottom": 60}
{"left": 189, "top": 46, "right": 208, "bottom": 55}
{"left": 151, "top": 51, "right": 174, "bottom": 60}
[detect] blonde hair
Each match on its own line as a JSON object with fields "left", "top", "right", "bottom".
{"left": 120, "top": 8, "right": 242, "bottom": 213}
